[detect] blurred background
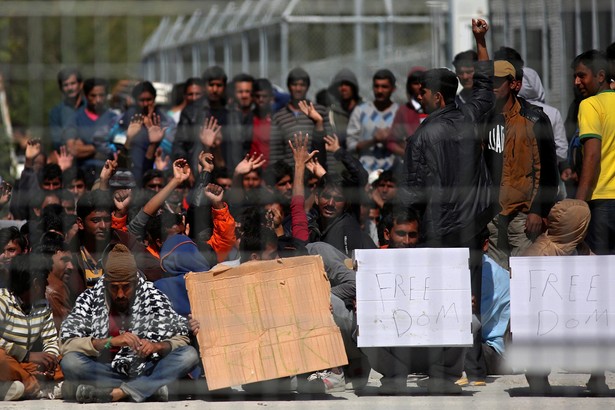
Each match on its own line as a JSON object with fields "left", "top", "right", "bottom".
{"left": 0, "top": 0, "right": 613, "bottom": 181}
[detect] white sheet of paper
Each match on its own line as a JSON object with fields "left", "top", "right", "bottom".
{"left": 356, "top": 248, "right": 473, "bottom": 348}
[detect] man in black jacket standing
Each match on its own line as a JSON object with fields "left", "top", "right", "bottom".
{"left": 402, "top": 18, "right": 494, "bottom": 394}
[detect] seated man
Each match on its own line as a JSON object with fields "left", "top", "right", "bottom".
{"left": 0, "top": 254, "right": 62, "bottom": 401}
{"left": 60, "top": 244, "right": 199, "bottom": 403}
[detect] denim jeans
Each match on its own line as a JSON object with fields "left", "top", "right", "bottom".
{"left": 61, "top": 345, "right": 199, "bottom": 402}
{"left": 586, "top": 199, "right": 615, "bottom": 255}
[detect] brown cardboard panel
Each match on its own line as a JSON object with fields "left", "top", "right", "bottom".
{"left": 186, "top": 256, "right": 348, "bottom": 390}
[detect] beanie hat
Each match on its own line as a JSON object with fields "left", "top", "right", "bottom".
{"left": 104, "top": 244, "right": 138, "bottom": 282}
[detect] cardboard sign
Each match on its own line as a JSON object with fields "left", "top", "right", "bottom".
{"left": 355, "top": 248, "right": 473, "bottom": 348}
{"left": 185, "top": 256, "right": 348, "bottom": 390}
{"left": 508, "top": 256, "right": 615, "bottom": 371}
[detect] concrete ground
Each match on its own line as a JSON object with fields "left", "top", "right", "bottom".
{"left": 4, "top": 370, "right": 615, "bottom": 410}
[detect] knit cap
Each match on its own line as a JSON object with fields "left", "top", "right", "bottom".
{"left": 104, "top": 244, "right": 138, "bottom": 282}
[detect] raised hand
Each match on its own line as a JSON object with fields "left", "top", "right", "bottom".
{"left": 154, "top": 147, "right": 170, "bottom": 170}
{"left": 0, "top": 181, "right": 12, "bottom": 207}
{"left": 198, "top": 151, "right": 214, "bottom": 173}
{"left": 100, "top": 153, "right": 119, "bottom": 182}
{"left": 113, "top": 189, "right": 132, "bottom": 213}
{"left": 54, "top": 145, "right": 74, "bottom": 171}
{"left": 25, "top": 138, "right": 41, "bottom": 161}
{"left": 297, "top": 100, "right": 323, "bottom": 124}
{"left": 289, "top": 132, "right": 318, "bottom": 166}
{"left": 305, "top": 156, "right": 326, "bottom": 179}
{"left": 199, "top": 116, "right": 222, "bottom": 147}
{"left": 173, "top": 158, "right": 191, "bottom": 183}
{"left": 127, "top": 114, "right": 144, "bottom": 140}
{"left": 146, "top": 113, "right": 167, "bottom": 144}
{"left": 204, "top": 183, "right": 224, "bottom": 208}
{"left": 472, "top": 18, "right": 489, "bottom": 37}
{"left": 324, "top": 134, "right": 341, "bottom": 153}
{"left": 234, "top": 152, "right": 266, "bottom": 175}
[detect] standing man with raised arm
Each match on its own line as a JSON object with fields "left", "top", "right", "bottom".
{"left": 401, "top": 18, "right": 494, "bottom": 394}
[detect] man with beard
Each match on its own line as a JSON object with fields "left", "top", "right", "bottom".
{"left": 227, "top": 73, "right": 255, "bottom": 169}
{"left": 270, "top": 67, "right": 333, "bottom": 168}
{"left": 60, "top": 244, "right": 199, "bottom": 403}
{"left": 49, "top": 67, "right": 84, "bottom": 151}
{"left": 66, "top": 78, "right": 119, "bottom": 178}
{"left": 347, "top": 69, "right": 399, "bottom": 173}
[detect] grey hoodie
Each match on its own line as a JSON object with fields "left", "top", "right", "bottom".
{"left": 519, "top": 67, "right": 568, "bottom": 163}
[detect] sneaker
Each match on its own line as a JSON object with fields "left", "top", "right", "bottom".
{"left": 152, "top": 385, "right": 168, "bottom": 402}
{"left": 305, "top": 370, "right": 346, "bottom": 393}
{"left": 416, "top": 377, "right": 462, "bottom": 395}
{"left": 455, "top": 374, "right": 469, "bottom": 387}
{"left": 76, "top": 384, "right": 113, "bottom": 403}
{"left": 0, "top": 381, "right": 24, "bottom": 401}
{"left": 52, "top": 382, "right": 63, "bottom": 400}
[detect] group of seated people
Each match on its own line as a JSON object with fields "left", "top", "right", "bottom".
{"left": 0, "top": 20, "right": 609, "bottom": 400}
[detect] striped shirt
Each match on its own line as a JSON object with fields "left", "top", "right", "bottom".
{"left": 269, "top": 103, "right": 334, "bottom": 169}
{"left": 0, "top": 288, "right": 60, "bottom": 361}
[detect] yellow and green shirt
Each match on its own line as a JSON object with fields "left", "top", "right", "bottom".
{"left": 579, "top": 90, "right": 615, "bottom": 200}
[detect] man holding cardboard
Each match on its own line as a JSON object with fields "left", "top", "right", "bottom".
{"left": 60, "top": 244, "right": 199, "bottom": 403}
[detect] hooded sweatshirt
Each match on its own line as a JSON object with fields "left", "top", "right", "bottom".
{"left": 523, "top": 199, "right": 591, "bottom": 256}
{"left": 156, "top": 234, "right": 210, "bottom": 315}
{"left": 328, "top": 69, "right": 361, "bottom": 142}
{"left": 519, "top": 67, "right": 568, "bottom": 166}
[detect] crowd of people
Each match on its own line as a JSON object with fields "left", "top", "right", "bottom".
{"left": 0, "top": 17, "right": 614, "bottom": 402}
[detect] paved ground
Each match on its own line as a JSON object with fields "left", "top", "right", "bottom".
{"left": 4, "top": 370, "right": 615, "bottom": 410}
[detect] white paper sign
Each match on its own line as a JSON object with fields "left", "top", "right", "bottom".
{"left": 356, "top": 248, "right": 473, "bottom": 348}
{"left": 510, "top": 256, "right": 615, "bottom": 342}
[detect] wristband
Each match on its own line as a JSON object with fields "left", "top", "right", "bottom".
{"left": 103, "top": 337, "right": 113, "bottom": 350}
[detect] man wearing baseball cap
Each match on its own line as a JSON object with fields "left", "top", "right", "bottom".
{"left": 483, "top": 59, "right": 559, "bottom": 271}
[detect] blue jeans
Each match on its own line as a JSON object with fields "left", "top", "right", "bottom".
{"left": 587, "top": 200, "right": 615, "bottom": 255}
{"left": 61, "top": 345, "right": 199, "bottom": 402}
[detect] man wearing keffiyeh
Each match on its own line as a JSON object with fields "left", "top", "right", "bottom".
{"left": 59, "top": 244, "right": 199, "bottom": 403}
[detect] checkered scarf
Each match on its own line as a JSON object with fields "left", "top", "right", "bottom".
{"left": 61, "top": 276, "right": 189, "bottom": 376}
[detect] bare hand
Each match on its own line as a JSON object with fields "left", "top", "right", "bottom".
{"left": 324, "top": 134, "right": 341, "bottom": 153}
{"left": 54, "top": 145, "right": 74, "bottom": 171}
{"left": 111, "top": 332, "right": 142, "bottom": 351}
{"left": 297, "top": 100, "right": 323, "bottom": 124}
{"left": 188, "top": 314, "right": 200, "bottom": 335}
{"left": 372, "top": 128, "right": 389, "bottom": 143}
{"left": 28, "top": 352, "right": 58, "bottom": 372}
{"left": 146, "top": 113, "right": 167, "bottom": 144}
{"left": 199, "top": 116, "right": 221, "bottom": 147}
{"left": 289, "top": 132, "right": 318, "bottom": 165}
{"left": 0, "top": 181, "right": 12, "bottom": 206}
{"left": 525, "top": 212, "right": 543, "bottom": 237}
{"left": 305, "top": 157, "right": 326, "bottom": 179}
{"left": 135, "top": 339, "right": 159, "bottom": 358}
{"left": 204, "top": 183, "right": 224, "bottom": 208}
{"left": 472, "top": 18, "right": 489, "bottom": 38}
{"left": 234, "top": 152, "right": 266, "bottom": 175}
{"left": 173, "top": 158, "right": 191, "bottom": 183}
{"left": 113, "top": 189, "right": 132, "bottom": 212}
{"left": 198, "top": 151, "right": 214, "bottom": 173}
{"left": 100, "top": 153, "right": 119, "bottom": 182}
{"left": 127, "top": 114, "right": 144, "bottom": 140}
{"left": 25, "top": 138, "right": 42, "bottom": 161}
{"left": 154, "top": 147, "right": 170, "bottom": 170}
